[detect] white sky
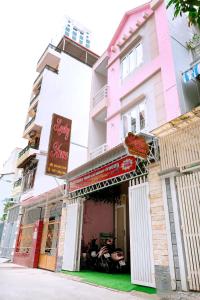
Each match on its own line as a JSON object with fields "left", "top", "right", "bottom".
{"left": 0, "top": 0, "right": 147, "bottom": 171}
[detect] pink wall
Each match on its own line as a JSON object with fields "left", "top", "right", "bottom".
{"left": 82, "top": 200, "right": 114, "bottom": 248}
{"left": 154, "top": 3, "right": 181, "bottom": 120}
{"left": 105, "top": 2, "right": 181, "bottom": 149}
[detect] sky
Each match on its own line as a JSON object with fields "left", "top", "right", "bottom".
{"left": 0, "top": 0, "right": 148, "bottom": 172}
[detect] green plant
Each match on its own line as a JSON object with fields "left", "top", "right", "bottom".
{"left": 186, "top": 33, "right": 200, "bottom": 48}
{"left": 167, "top": 0, "right": 200, "bottom": 28}
{"left": 0, "top": 198, "right": 15, "bottom": 221}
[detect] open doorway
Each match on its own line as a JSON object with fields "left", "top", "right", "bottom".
{"left": 80, "top": 182, "right": 130, "bottom": 274}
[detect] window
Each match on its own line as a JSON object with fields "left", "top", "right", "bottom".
{"left": 121, "top": 43, "right": 143, "bottom": 80}
{"left": 65, "top": 27, "right": 70, "bottom": 34}
{"left": 121, "top": 101, "right": 146, "bottom": 138}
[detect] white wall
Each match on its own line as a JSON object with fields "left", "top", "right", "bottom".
{"left": 167, "top": 5, "right": 200, "bottom": 113}
{"left": 21, "top": 52, "right": 92, "bottom": 199}
{"left": 0, "top": 148, "right": 22, "bottom": 217}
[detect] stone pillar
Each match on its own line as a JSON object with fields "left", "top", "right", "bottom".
{"left": 148, "top": 162, "right": 172, "bottom": 294}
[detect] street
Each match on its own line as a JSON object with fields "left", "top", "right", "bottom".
{"left": 0, "top": 263, "right": 158, "bottom": 300}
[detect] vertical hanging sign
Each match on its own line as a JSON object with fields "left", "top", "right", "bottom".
{"left": 45, "top": 113, "right": 72, "bottom": 177}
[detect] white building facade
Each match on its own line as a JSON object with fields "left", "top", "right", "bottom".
{"left": 11, "top": 35, "right": 98, "bottom": 270}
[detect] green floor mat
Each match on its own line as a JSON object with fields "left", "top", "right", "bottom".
{"left": 62, "top": 270, "right": 156, "bottom": 294}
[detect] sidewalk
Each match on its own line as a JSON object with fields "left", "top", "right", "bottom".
{"left": 0, "top": 263, "right": 159, "bottom": 300}
{"left": 0, "top": 257, "right": 10, "bottom": 263}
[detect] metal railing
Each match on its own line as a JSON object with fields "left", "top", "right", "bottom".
{"left": 13, "top": 178, "right": 22, "bottom": 188}
{"left": 22, "top": 167, "right": 37, "bottom": 193}
{"left": 29, "top": 89, "right": 40, "bottom": 106}
{"left": 93, "top": 84, "right": 108, "bottom": 107}
{"left": 18, "top": 144, "right": 38, "bottom": 159}
{"left": 37, "top": 43, "right": 61, "bottom": 65}
{"left": 89, "top": 143, "right": 107, "bottom": 160}
{"left": 24, "top": 115, "right": 36, "bottom": 131}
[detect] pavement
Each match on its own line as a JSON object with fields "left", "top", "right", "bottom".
{"left": 0, "top": 262, "right": 159, "bottom": 300}
{"left": 0, "top": 257, "right": 10, "bottom": 263}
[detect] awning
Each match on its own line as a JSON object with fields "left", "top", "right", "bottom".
{"left": 182, "top": 63, "right": 200, "bottom": 83}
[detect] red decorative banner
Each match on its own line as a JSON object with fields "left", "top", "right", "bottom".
{"left": 124, "top": 132, "right": 149, "bottom": 159}
{"left": 45, "top": 113, "right": 72, "bottom": 177}
{"left": 69, "top": 156, "right": 136, "bottom": 192}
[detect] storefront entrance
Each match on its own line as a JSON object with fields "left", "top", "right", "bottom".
{"left": 38, "top": 201, "right": 62, "bottom": 271}
{"left": 38, "top": 219, "right": 60, "bottom": 271}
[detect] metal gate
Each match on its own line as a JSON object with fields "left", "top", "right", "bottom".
{"left": 129, "top": 178, "right": 155, "bottom": 287}
{"left": 176, "top": 171, "right": 200, "bottom": 291}
{"left": 62, "top": 198, "right": 83, "bottom": 271}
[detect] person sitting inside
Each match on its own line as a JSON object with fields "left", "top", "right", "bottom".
{"left": 96, "top": 238, "right": 125, "bottom": 273}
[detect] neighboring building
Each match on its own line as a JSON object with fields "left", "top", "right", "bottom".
{"left": 0, "top": 148, "right": 22, "bottom": 217}
{"left": 0, "top": 147, "right": 22, "bottom": 259}
{"left": 150, "top": 1, "right": 200, "bottom": 296}
{"left": 12, "top": 34, "right": 99, "bottom": 270}
{"left": 58, "top": 0, "right": 200, "bottom": 297}
{"left": 63, "top": 16, "right": 91, "bottom": 49}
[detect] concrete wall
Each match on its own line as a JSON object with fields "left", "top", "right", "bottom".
{"left": 82, "top": 200, "right": 114, "bottom": 247}
{"left": 22, "top": 51, "right": 92, "bottom": 200}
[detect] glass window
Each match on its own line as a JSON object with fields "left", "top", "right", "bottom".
{"left": 136, "top": 44, "right": 143, "bottom": 66}
{"left": 129, "top": 50, "right": 136, "bottom": 73}
{"left": 121, "top": 42, "right": 143, "bottom": 80}
{"left": 139, "top": 102, "right": 145, "bottom": 130}
{"left": 122, "top": 115, "right": 129, "bottom": 137}
{"left": 121, "top": 58, "right": 129, "bottom": 80}
{"left": 121, "top": 101, "right": 146, "bottom": 138}
{"left": 130, "top": 108, "right": 137, "bottom": 133}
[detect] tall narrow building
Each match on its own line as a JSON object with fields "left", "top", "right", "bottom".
{"left": 10, "top": 29, "right": 98, "bottom": 270}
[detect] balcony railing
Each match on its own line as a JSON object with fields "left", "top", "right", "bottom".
{"left": 22, "top": 167, "right": 37, "bottom": 193}
{"left": 37, "top": 44, "right": 61, "bottom": 65}
{"left": 13, "top": 178, "right": 22, "bottom": 188}
{"left": 29, "top": 89, "right": 40, "bottom": 106}
{"left": 89, "top": 143, "right": 107, "bottom": 160}
{"left": 18, "top": 144, "right": 38, "bottom": 159}
{"left": 24, "top": 115, "right": 36, "bottom": 131}
{"left": 93, "top": 85, "right": 108, "bottom": 107}
{"left": 192, "top": 43, "right": 200, "bottom": 63}
{"left": 33, "top": 64, "right": 58, "bottom": 85}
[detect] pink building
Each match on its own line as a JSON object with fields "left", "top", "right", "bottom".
{"left": 60, "top": 0, "right": 200, "bottom": 296}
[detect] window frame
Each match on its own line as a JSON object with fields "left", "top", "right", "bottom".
{"left": 120, "top": 42, "right": 143, "bottom": 80}
{"left": 121, "top": 100, "right": 147, "bottom": 139}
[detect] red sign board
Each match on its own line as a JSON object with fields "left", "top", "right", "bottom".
{"left": 46, "top": 113, "right": 72, "bottom": 177}
{"left": 124, "top": 132, "right": 149, "bottom": 159}
{"left": 69, "top": 156, "right": 136, "bottom": 192}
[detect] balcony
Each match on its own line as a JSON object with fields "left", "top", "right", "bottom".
{"left": 89, "top": 143, "right": 108, "bottom": 160}
{"left": 17, "top": 145, "right": 39, "bottom": 168}
{"left": 33, "top": 64, "right": 58, "bottom": 91}
{"left": 91, "top": 85, "right": 108, "bottom": 119}
{"left": 11, "top": 178, "right": 22, "bottom": 196}
{"left": 23, "top": 115, "right": 41, "bottom": 138}
{"left": 36, "top": 44, "right": 61, "bottom": 73}
{"left": 22, "top": 167, "right": 37, "bottom": 193}
{"left": 29, "top": 88, "right": 40, "bottom": 110}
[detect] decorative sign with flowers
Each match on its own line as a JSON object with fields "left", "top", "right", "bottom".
{"left": 124, "top": 132, "right": 149, "bottom": 160}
